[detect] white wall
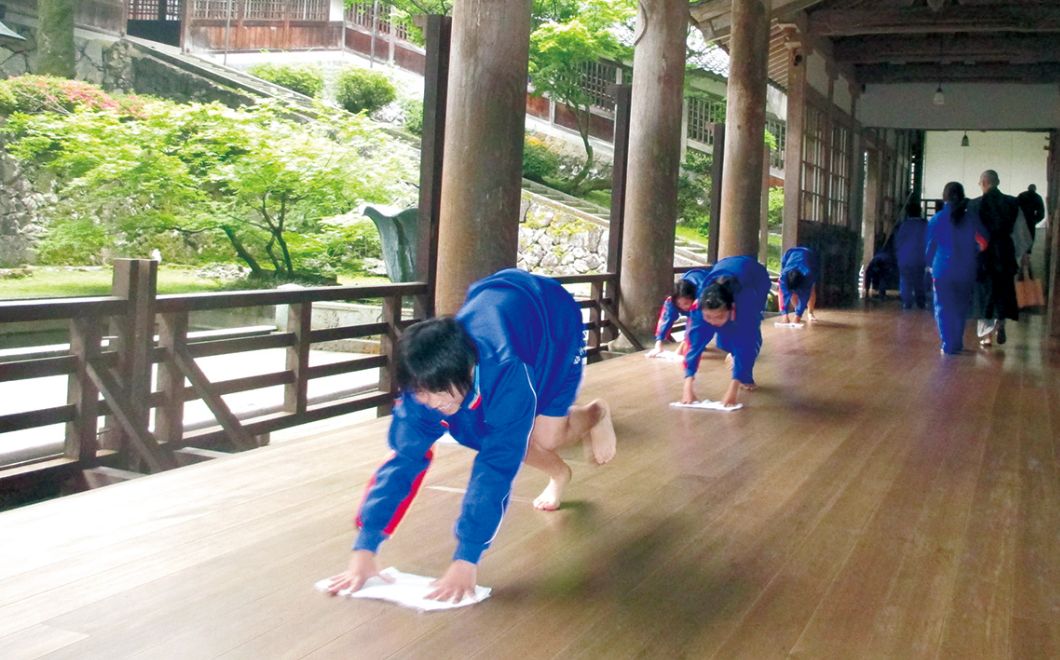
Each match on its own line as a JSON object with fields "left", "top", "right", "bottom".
{"left": 923, "top": 131, "right": 1049, "bottom": 201}
{"left": 858, "top": 83, "right": 1060, "bottom": 130}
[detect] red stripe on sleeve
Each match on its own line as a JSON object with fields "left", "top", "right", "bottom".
{"left": 355, "top": 448, "right": 435, "bottom": 534}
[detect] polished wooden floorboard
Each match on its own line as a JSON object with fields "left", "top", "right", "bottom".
{"left": 0, "top": 307, "right": 1057, "bottom": 659}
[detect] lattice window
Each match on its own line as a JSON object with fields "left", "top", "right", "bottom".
{"left": 580, "top": 60, "right": 618, "bottom": 109}
{"left": 766, "top": 116, "right": 786, "bottom": 171}
{"left": 345, "top": 1, "right": 393, "bottom": 34}
{"left": 129, "top": 0, "right": 161, "bottom": 21}
{"left": 685, "top": 95, "right": 726, "bottom": 147}
{"left": 191, "top": 0, "right": 229, "bottom": 19}
{"left": 828, "top": 123, "right": 851, "bottom": 225}
{"left": 800, "top": 105, "right": 827, "bottom": 223}
{"left": 244, "top": 0, "right": 286, "bottom": 20}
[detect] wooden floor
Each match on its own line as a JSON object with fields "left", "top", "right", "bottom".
{"left": 1, "top": 305, "right": 1058, "bottom": 659}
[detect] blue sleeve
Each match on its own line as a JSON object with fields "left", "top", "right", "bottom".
{"left": 778, "top": 278, "right": 792, "bottom": 314}
{"left": 794, "top": 287, "right": 810, "bottom": 317}
{"left": 924, "top": 223, "right": 937, "bottom": 266}
{"left": 781, "top": 249, "right": 793, "bottom": 270}
{"left": 453, "top": 361, "right": 535, "bottom": 563}
{"left": 682, "top": 306, "right": 716, "bottom": 378}
{"left": 726, "top": 322, "right": 762, "bottom": 385}
{"left": 354, "top": 394, "right": 444, "bottom": 553}
{"left": 654, "top": 297, "right": 680, "bottom": 342}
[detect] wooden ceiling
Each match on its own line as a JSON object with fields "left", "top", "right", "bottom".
{"left": 690, "top": 0, "right": 1060, "bottom": 89}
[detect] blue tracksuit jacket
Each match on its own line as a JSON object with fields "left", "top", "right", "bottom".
{"left": 895, "top": 217, "right": 928, "bottom": 270}
{"left": 682, "top": 256, "right": 770, "bottom": 385}
{"left": 778, "top": 247, "right": 818, "bottom": 318}
{"left": 354, "top": 269, "right": 584, "bottom": 564}
{"left": 654, "top": 267, "right": 711, "bottom": 342}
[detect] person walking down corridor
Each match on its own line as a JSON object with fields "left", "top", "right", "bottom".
{"left": 926, "top": 182, "right": 988, "bottom": 355}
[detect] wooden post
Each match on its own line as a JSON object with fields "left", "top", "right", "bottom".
{"left": 284, "top": 303, "right": 312, "bottom": 415}
{"left": 415, "top": 14, "right": 451, "bottom": 319}
{"left": 606, "top": 83, "right": 632, "bottom": 342}
{"left": 782, "top": 30, "right": 807, "bottom": 253}
{"left": 377, "top": 294, "right": 402, "bottom": 416}
{"left": 760, "top": 145, "right": 771, "bottom": 265}
{"left": 155, "top": 312, "right": 188, "bottom": 448}
{"left": 589, "top": 280, "right": 603, "bottom": 353}
{"left": 435, "top": 0, "right": 532, "bottom": 314}
{"left": 717, "top": 0, "right": 770, "bottom": 259}
{"left": 618, "top": 0, "right": 688, "bottom": 342}
{"left": 65, "top": 317, "right": 101, "bottom": 464}
{"left": 104, "top": 259, "right": 157, "bottom": 467}
{"left": 862, "top": 147, "right": 881, "bottom": 268}
{"left": 707, "top": 122, "right": 725, "bottom": 265}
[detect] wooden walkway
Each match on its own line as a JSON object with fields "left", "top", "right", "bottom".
{"left": 1, "top": 307, "right": 1057, "bottom": 659}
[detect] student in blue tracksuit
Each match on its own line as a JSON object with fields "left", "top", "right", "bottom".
{"left": 647, "top": 267, "right": 711, "bottom": 357}
{"left": 680, "top": 256, "right": 771, "bottom": 406}
{"left": 777, "top": 246, "right": 818, "bottom": 324}
{"left": 894, "top": 201, "right": 930, "bottom": 309}
{"left": 925, "top": 182, "right": 989, "bottom": 355}
{"left": 326, "top": 269, "right": 617, "bottom": 603}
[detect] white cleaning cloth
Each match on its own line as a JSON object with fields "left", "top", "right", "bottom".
{"left": 773, "top": 321, "right": 805, "bottom": 329}
{"left": 670, "top": 400, "right": 743, "bottom": 412}
{"left": 646, "top": 350, "right": 684, "bottom": 362}
{"left": 315, "top": 567, "right": 491, "bottom": 612}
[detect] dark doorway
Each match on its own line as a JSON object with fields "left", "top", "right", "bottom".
{"left": 127, "top": 0, "right": 182, "bottom": 47}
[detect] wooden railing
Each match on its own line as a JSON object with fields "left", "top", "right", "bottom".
{"left": 0, "top": 261, "right": 630, "bottom": 503}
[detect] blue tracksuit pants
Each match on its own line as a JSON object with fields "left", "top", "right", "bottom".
{"left": 899, "top": 266, "right": 928, "bottom": 309}
{"left": 933, "top": 279, "right": 973, "bottom": 354}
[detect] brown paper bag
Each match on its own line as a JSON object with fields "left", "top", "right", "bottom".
{"left": 1015, "top": 265, "right": 1045, "bottom": 309}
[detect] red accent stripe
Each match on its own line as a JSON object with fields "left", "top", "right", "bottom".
{"left": 654, "top": 297, "right": 671, "bottom": 339}
{"left": 355, "top": 448, "right": 435, "bottom": 534}
{"left": 440, "top": 419, "right": 449, "bottom": 428}
{"left": 975, "top": 232, "right": 988, "bottom": 252}
{"left": 469, "top": 392, "right": 482, "bottom": 409}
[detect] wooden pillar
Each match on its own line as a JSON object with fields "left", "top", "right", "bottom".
{"left": 1046, "top": 130, "right": 1060, "bottom": 338}
{"left": 434, "top": 0, "right": 532, "bottom": 314}
{"left": 607, "top": 83, "right": 632, "bottom": 342}
{"left": 759, "top": 145, "right": 771, "bottom": 265}
{"left": 618, "top": 0, "right": 688, "bottom": 341}
{"left": 415, "top": 14, "right": 451, "bottom": 319}
{"left": 707, "top": 122, "right": 725, "bottom": 265}
{"left": 718, "top": 0, "right": 771, "bottom": 259}
{"left": 105, "top": 259, "right": 157, "bottom": 466}
{"left": 848, "top": 83, "right": 863, "bottom": 233}
{"left": 781, "top": 29, "right": 807, "bottom": 252}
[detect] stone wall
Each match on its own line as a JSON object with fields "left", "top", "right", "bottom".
{"left": 0, "top": 23, "right": 134, "bottom": 91}
{"left": 518, "top": 194, "right": 608, "bottom": 276}
{"left": 0, "top": 151, "right": 51, "bottom": 267}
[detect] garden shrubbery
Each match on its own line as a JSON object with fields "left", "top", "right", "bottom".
{"left": 1, "top": 76, "right": 418, "bottom": 282}
{"left": 247, "top": 63, "right": 324, "bottom": 98}
{"left": 335, "top": 68, "right": 397, "bottom": 115}
{"left": 0, "top": 75, "right": 145, "bottom": 116}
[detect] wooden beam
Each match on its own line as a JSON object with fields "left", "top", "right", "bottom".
{"left": 856, "top": 62, "right": 1060, "bottom": 84}
{"left": 808, "top": 7, "right": 1060, "bottom": 36}
{"left": 170, "top": 344, "right": 257, "bottom": 451}
{"left": 691, "top": 0, "right": 821, "bottom": 40}
{"left": 86, "top": 360, "right": 175, "bottom": 472}
{"left": 833, "top": 34, "right": 1060, "bottom": 66}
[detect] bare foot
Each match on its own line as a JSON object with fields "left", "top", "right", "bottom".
{"left": 533, "top": 463, "right": 572, "bottom": 511}
{"left": 584, "top": 399, "right": 617, "bottom": 465}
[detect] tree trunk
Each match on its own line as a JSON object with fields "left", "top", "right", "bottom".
{"left": 38, "top": 0, "right": 76, "bottom": 78}
{"left": 569, "top": 105, "right": 595, "bottom": 193}
{"left": 220, "top": 225, "right": 263, "bottom": 276}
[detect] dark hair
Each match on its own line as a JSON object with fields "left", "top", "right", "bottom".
{"left": 905, "top": 201, "right": 922, "bottom": 218}
{"left": 672, "top": 277, "right": 698, "bottom": 302}
{"left": 395, "top": 316, "right": 477, "bottom": 395}
{"left": 700, "top": 276, "right": 738, "bottom": 311}
{"left": 784, "top": 269, "right": 805, "bottom": 292}
{"left": 942, "top": 181, "right": 968, "bottom": 225}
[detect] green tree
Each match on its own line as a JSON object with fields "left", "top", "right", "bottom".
{"left": 528, "top": 0, "right": 635, "bottom": 195}
{"left": 3, "top": 90, "right": 417, "bottom": 277}
{"left": 37, "top": 0, "right": 76, "bottom": 78}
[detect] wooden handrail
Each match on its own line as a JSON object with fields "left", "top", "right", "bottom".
{"left": 155, "top": 281, "right": 428, "bottom": 312}
{"left": 0, "top": 297, "right": 126, "bottom": 323}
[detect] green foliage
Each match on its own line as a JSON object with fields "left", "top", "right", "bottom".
{"left": 335, "top": 68, "right": 398, "bottom": 115}
{"left": 247, "top": 63, "right": 324, "bottom": 98}
{"left": 0, "top": 76, "right": 145, "bottom": 116}
{"left": 522, "top": 136, "right": 561, "bottom": 183}
{"left": 401, "top": 97, "right": 423, "bottom": 136}
{"left": 1, "top": 77, "right": 417, "bottom": 278}
{"left": 676, "top": 150, "right": 713, "bottom": 234}
{"left": 764, "top": 129, "right": 778, "bottom": 152}
{"left": 768, "top": 186, "right": 784, "bottom": 229}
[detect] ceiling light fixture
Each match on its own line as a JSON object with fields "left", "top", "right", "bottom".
{"left": 961, "top": 131, "right": 970, "bottom": 147}
{"left": 933, "top": 83, "right": 945, "bottom": 106}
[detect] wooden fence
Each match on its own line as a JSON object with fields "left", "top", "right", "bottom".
{"left": 0, "top": 260, "right": 623, "bottom": 506}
